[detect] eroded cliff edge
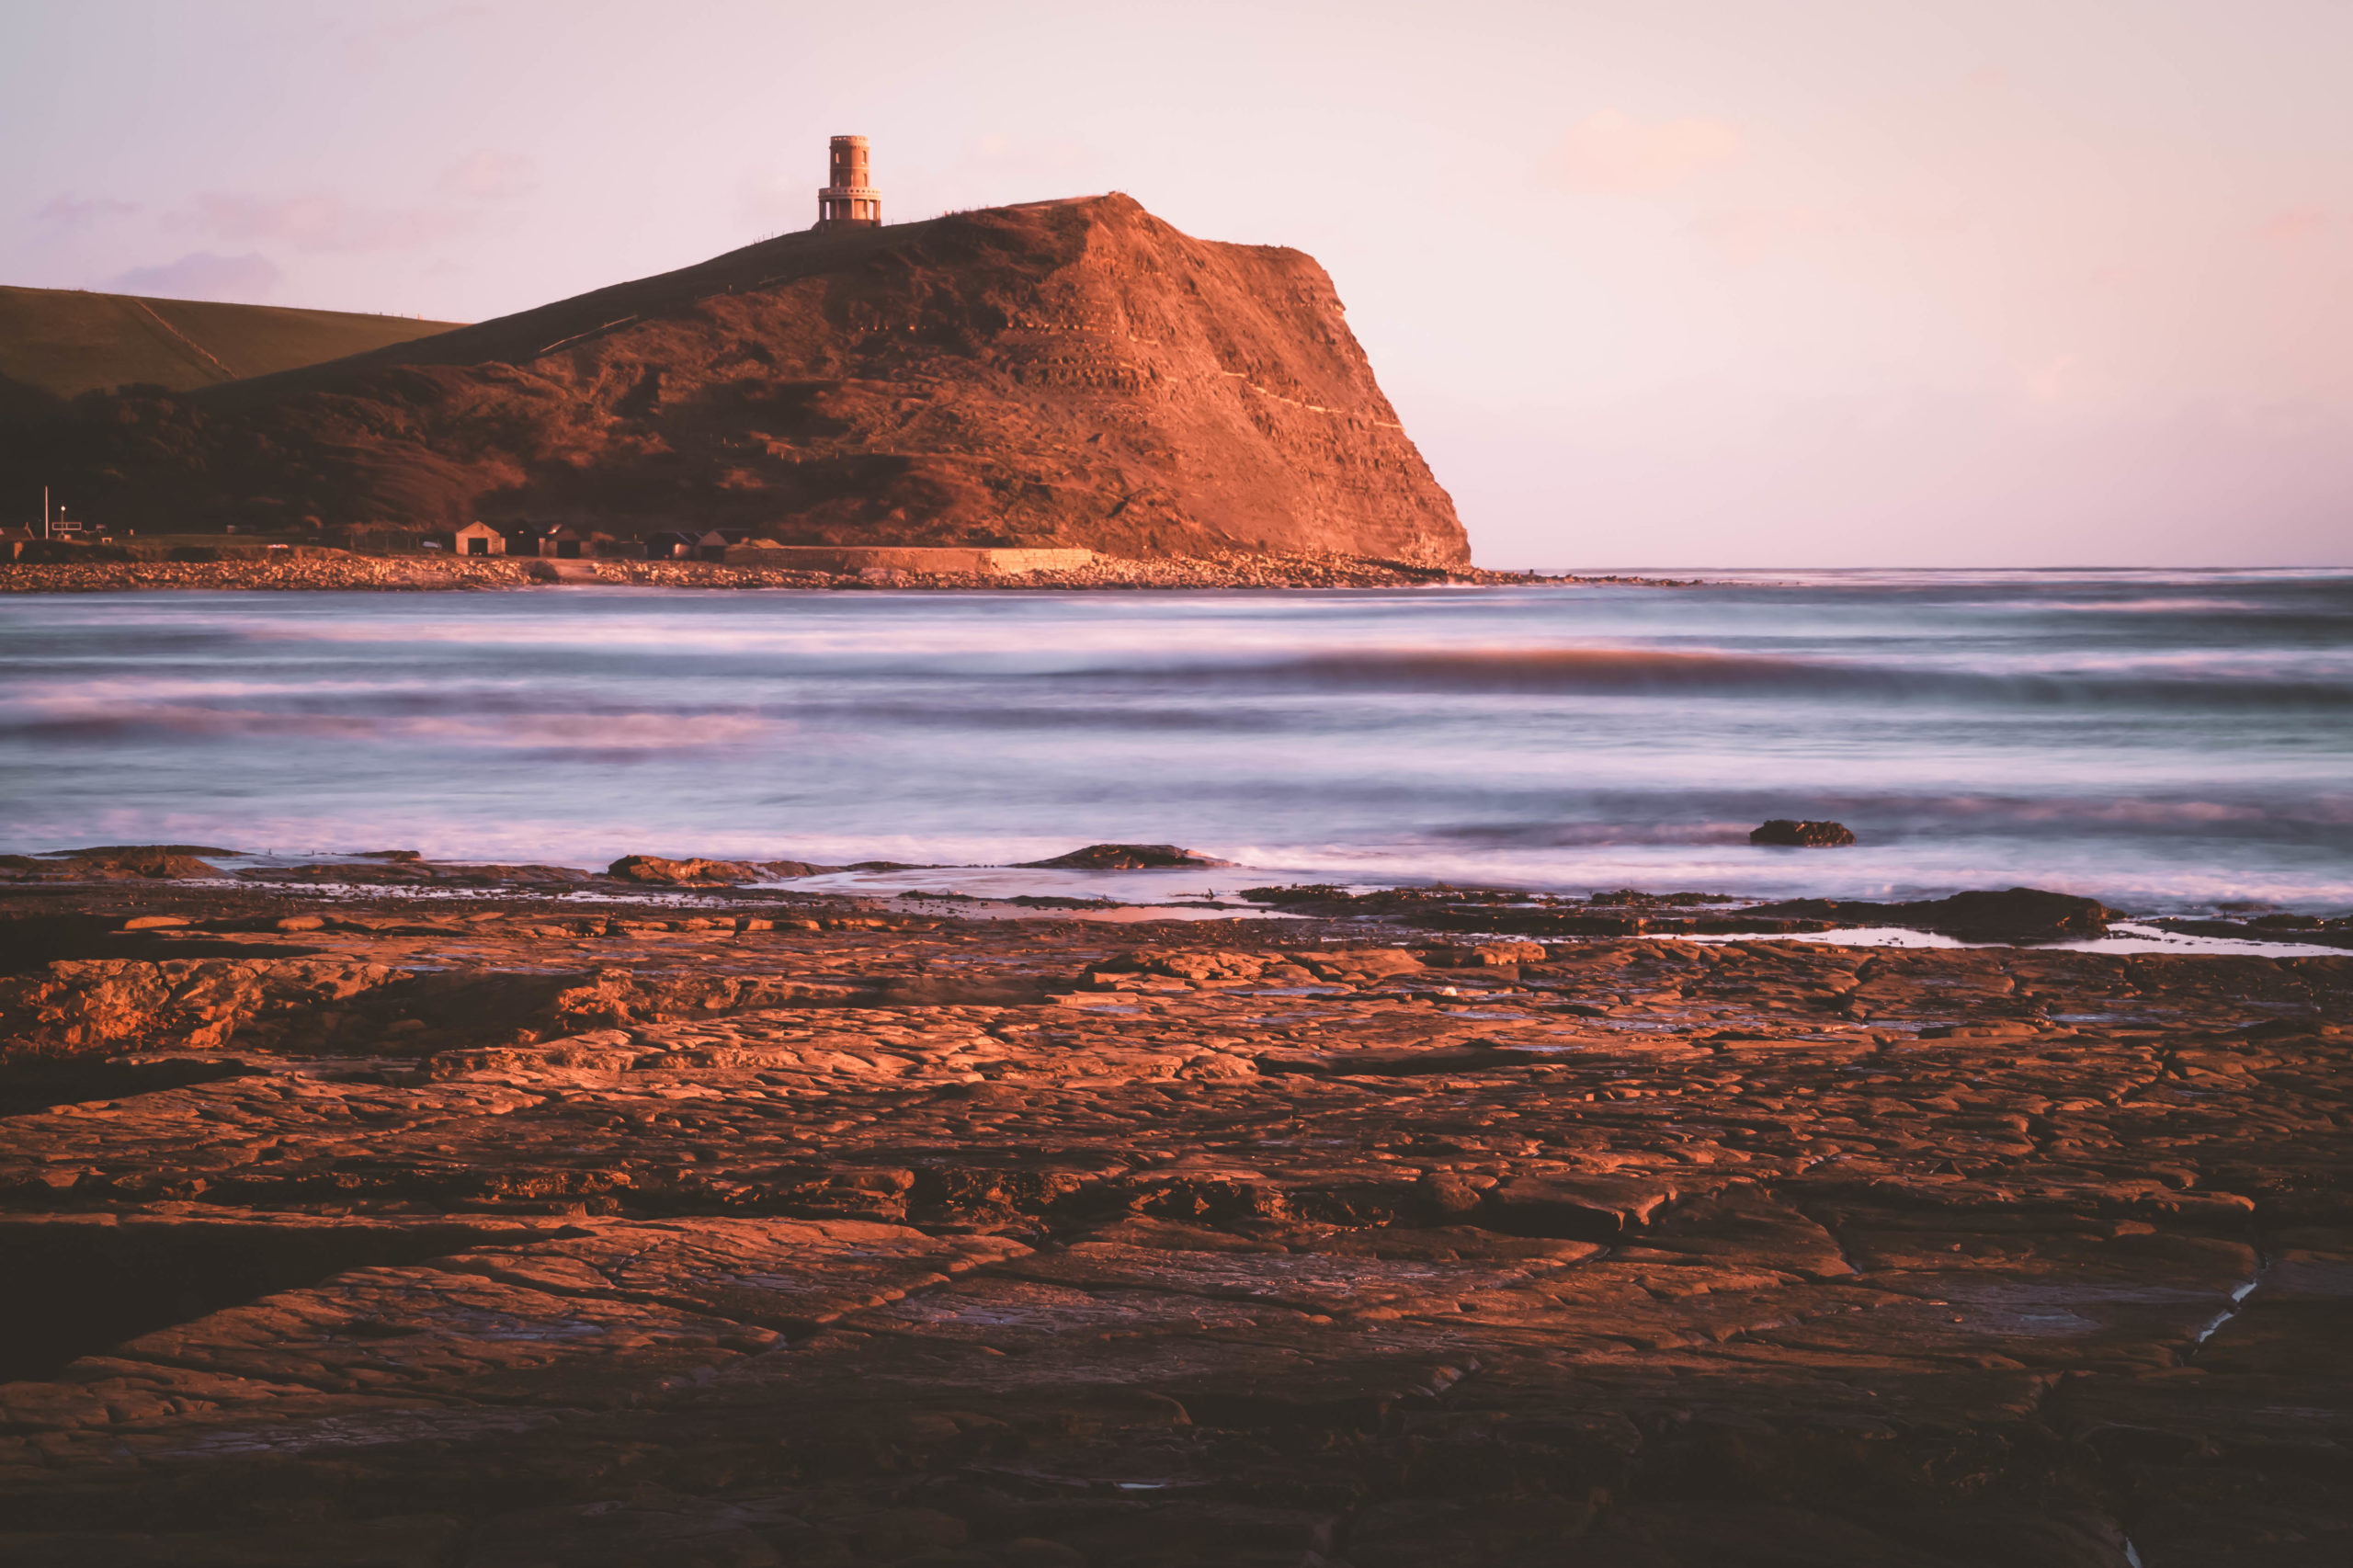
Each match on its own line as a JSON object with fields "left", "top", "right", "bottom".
{"left": 6, "top": 195, "right": 1470, "bottom": 563}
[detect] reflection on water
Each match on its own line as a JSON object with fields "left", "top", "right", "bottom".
{"left": 1, "top": 570, "right": 2347, "bottom": 913}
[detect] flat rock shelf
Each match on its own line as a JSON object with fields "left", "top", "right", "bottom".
{"left": 0, "top": 881, "right": 2347, "bottom": 1567}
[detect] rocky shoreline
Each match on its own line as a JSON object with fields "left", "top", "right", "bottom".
{"left": 1, "top": 851, "right": 2347, "bottom": 1564}
{"left": 0, "top": 551, "right": 1694, "bottom": 594}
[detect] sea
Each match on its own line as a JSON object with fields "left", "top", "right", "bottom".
{"left": 3, "top": 569, "right": 2347, "bottom": 916}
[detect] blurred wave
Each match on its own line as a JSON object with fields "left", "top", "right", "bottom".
{"left": 2, "top": 570, "right": 2348, "bottom": 912}
{"left": 1068, "top": 646, "right": 2353, "bottom": 708}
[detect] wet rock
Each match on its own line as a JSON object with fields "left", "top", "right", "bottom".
{"left": 756, "top": 858, "right": 840, "bottom": 878}
{"left": 2148, "top": 915, "right": 2353, "bottom": 949}
{"left": 0, "top": 955, "right": 859, "bottom": 1069}
{"left": 0, "top": 881, "right": 2345, "bottom": 1562}
{"left": 239, "top": 858, "right": 597, "bottom": 888}
{"left": 1483, "top": 1173, "right": 1679, "bottom": 1241}
{"left": 0, "top": 846, "right": 226, "bottom": 881}
{"left": 0, "top": 957, "right": 414, "bottom": 1063}
{"left": 1749, "top": 886, "right": 2115, "bottom": 943}
{"left": 1749, "top": 819, "right": 1858, "bottom": 847}
{"left": 1234, "top": 883, "right": 1844, "bottom": 940}
{"left": 1916, "top": 887, "right": 2118, "bottom": 940}
{"left": 243, "top": 859, "right": 438, "bottom": 884}
{"left": 53, "top": 845, "right": 240, "bottom": 858}
{"left": 1018, "top": 843, "right": 1233, "bottom": 869}
{"left": 604, "top": 855, "right": 760, "bottom": 886}
{"left": 1421, "top": 942, "right": 1548, "bottom": 967}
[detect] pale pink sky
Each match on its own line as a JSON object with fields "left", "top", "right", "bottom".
{"left": 7, "top": 0, "right": 2349, "bottom": 567}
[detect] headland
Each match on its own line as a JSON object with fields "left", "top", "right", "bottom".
{"left": 4, "top": 195, "right": 1471, "bottom": 574}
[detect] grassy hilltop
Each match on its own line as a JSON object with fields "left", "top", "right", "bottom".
{"left": 0, "top": 285, "right": 461, "bottom": 412}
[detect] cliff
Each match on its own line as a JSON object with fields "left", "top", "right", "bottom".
{"left": 6, "top": 196, "right": 1467, "bottom": 563}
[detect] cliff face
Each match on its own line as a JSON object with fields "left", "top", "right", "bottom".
{"left": 14, "top": 196, "right": 1466, "bottom": 563}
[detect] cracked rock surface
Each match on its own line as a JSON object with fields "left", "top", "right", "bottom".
{"left": 1, "top": 887, "right": 2348, "bottom": 1565}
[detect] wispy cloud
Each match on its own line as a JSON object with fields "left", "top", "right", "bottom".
{"left": 438, "top": 151, "right": 537, "bottom": 201}
{"left": 2262, "top": 207, "right": 2329, "bottom": 246}
{"left": 340, "top": 3, "right": 492, "bottom": 70}
{"left": 1690, "top": 204, "right": 1838, "bottom": 267}
{"left": 36, "top": 194, "right": 139, "bottom": 229}
{"left": 182, "top": 192, "right": 473, "bottom": 253}
{"left": 106, "top": 251, "right": 283, "bottom": 302}
{"left": 1542, "top": 109, "right": 1744, "bottom": 194}
{"left": 2030, "top": 352, "right": 2082, "bottom": 402}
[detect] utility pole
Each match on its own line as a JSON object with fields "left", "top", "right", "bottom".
{"left": 42, "top": 486, "right": 50, "bottom": 541}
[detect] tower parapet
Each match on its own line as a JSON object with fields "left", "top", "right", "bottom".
{"left": 816, "top": 135, "right": 881, "bottom": 231}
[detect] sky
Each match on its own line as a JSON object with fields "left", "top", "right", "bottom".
{"left": 5, "top": 0, "right": 2349, "bottom": 568}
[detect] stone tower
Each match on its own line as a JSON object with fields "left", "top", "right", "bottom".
{"left": 815, "top": 135, "right": 881, "bottom": 231}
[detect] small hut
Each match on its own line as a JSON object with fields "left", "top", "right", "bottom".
{"left": 642, "top": 529, "right": 700, "bottom": 561}
{"left": 536, "top": 524, "right": 593, "bottom": 559}
{"left": 695, "top": 528, "right": 786, "bottom": 562}
{"left": 497, "top": 522, "right": 595, "bottom": 558}
{"left": 451, "top": 522, "right": 506, "bottom": 557}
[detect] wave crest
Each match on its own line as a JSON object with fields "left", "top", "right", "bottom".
{"left": 1113, "top": 646, "right": 2353, "bottom": 707}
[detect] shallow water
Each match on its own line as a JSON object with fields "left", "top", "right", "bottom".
{"left": 3, "top": 569, "right": 2347, "bottom": 914}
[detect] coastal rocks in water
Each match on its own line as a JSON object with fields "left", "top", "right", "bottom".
{"left": 606, "top": 855, "right": 761, "bottom": 886}
{"left": 1749, "top": 819, "right": 1858, "bottom": 847}
{"left": 1018, "top": 843, "right": 1233, "bottom": 870}
{"left": 59, "top": 844, "right": 240, "bottom": 858}
{"left": 0, "top": 847, "right": 226, "bottom": 881}
{"left": 241, "top": 858, "right": 597, "bottom": 888}
{"left": 1236, "top": 884, "right": 1835, "bottom": 938}
{"left": 2145, "top": 914, "right": 2353, "bottom": 949}
{"left": 1895, "top": 886, "right": 2119, "bottom": 942}
{"left": 86, "top": 851, "right": 224, "bottom": 880}
{"left": 1748, "top": 885, "right": 2116, "bottom": 944}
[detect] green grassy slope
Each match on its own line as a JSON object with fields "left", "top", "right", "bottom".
{"left": 0, "top": 286, "right": 464, "bottom": 405}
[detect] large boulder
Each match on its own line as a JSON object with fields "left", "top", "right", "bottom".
{"left": 1017, "top": 844, "right": 1232, "bottom": 870}
{"left": 1750, "top": 820, "right": 1857, "bottom": 847}
{"left": 1746, "top": 886, "right": 2116, "bottom": 944}
{"left": 1916, "top": 888, "right": 2118, "bottom": 942}
{"left": 606, "top": 855, "right": 761, "bottom": 886}
{"left": 756, "top": 859, "right": 842, "bottom": 879}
